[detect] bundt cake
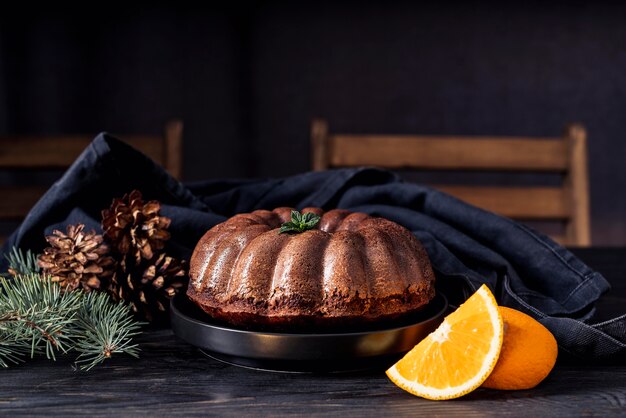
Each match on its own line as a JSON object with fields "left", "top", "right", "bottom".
{"left": 187, "top": 207, "right": 435, "bottom": 331}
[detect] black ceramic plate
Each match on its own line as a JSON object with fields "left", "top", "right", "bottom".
{"left": 170, "top": 293, "right": 448, "bottom": 373}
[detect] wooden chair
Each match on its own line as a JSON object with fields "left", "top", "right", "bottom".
{"left": 311, "top": 119, "right": 590, "bottom": 246}
{"left": 0, "top": 119, "right": 183, "bottom": 238}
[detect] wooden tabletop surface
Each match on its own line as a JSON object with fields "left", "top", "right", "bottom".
{"left": 1, "top": 247, "right": 625, "bottom": 417}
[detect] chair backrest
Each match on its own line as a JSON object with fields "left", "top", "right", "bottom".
{"left": 311, "top": 119, "right": 590, "bottom": 246}
{"left": 0, "top": 119, "right": 183, "bottom": 237}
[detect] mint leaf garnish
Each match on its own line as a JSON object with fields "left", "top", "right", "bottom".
{"left": 279, "top": 210, "right": 321, "bottom": 234}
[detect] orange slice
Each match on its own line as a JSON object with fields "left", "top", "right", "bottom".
{"left": 386, "top": 284, "right": 504, "bottom": 400}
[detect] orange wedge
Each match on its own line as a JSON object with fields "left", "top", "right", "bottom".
{"left": 386, "top": 284, "right": 504, "bottom": 400}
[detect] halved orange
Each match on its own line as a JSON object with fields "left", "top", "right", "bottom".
{"left": 386, "top": 284, "right": 504, "bottom": 400}
{"left": 482, "top": 306, "right": 558, "bottom": 390}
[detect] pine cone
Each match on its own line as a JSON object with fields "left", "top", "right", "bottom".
{"left": 109, "top": 253, "right": 187, "bottom": 322}
{"left": 101, "top": 190, "right": 171, "bottom": 264}
{"left": 38, "top": 224, "right": 115, "bottom": 292}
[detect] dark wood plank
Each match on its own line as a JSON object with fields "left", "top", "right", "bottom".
{"left": 434, "top": 185, "right": 570, "bottom": 220}
{"left": 0, "top": 136, "right": 94, "bottom": 168}
{"left": 0, "top": 248, "right": 622, "bottom": 416}
{"left": 0, "top": 136, "right": 166, "bottom": 169}
{"left": 564, "top": 125, "right": 591, "bottom": 247}
{"left": 311, "top": 119, "right": 330, "bottom": 171}
{"left": 0, "top": 186, "right": 47, "bottom": 219}
{"left": 163, "top": 120, "right": 184, "bottom": 180}
{"left": 329, "top": 135, "right": 569, "bottom": 171}
{"left": 0, "top": 328, "right": 625, "bottom": 417}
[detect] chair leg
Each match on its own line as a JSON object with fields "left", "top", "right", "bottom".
{"left": 311, "top": 119, "right": 330, "bottom": 171}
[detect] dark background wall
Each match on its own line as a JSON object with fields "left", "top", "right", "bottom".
{"left": 1, "top": 2, "right": 625, "bottom": 244}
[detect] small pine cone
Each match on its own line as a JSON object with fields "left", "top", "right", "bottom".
{"left": 101, "top": 190, "right": 171, "bottom": 265}
{"left": 109, "top": 253, "right": 187, "bottom": 322}
{"left": 38, "top": 224, "right": 115, "bottom": 292}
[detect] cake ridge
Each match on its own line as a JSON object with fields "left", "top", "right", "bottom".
{"left": 230, "top": 228, "right": 289, "bottom": 304}
{"left": 372, "top": 222, "right": 414, "bottom": 292}
{"left": 190, "top": 226, "right": 236, "bottom": 290}
{"left": 223, "top": 224, "right": 270, "bottom": 296}
{"left": 270, "top": 229, "right": 330, "bottom": 312}
{"left": 318, "top": 209, "right": 351, "bottom": 232}
{"left": 209, "top": 231, "right": 246, "bottom": 297}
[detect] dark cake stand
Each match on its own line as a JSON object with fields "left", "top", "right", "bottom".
{"left": 170, "top": 293, "right": 448, "bottom": 373}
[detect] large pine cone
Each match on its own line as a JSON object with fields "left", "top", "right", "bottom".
{"left": 109, "top": 253, "right": 187, "bottom": 322}
{"left": 38, "top": 224, "right": 115, "bottom": 291}
{"left": 101, "top": 190, "right": 171, "bottom": 264}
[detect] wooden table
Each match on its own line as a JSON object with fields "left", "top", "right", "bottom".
{"left": 2, "top": 248, "right": 625, "bottom": 417}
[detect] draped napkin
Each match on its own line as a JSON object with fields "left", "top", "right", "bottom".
{"left": 3, "top": 134, "right": 624, "bottom": 361}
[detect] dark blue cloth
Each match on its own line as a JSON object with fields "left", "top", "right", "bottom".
{"left": 3, "top": 134, "right": 624, "bottom": 361}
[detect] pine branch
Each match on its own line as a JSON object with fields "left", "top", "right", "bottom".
{"left": 0, "top": 274, "right": 79, "bottom": 365}
{"left": 3, "top": 247, "right": 41, "bottom": 277}
{"left": 72, "top": 291, "right": 142, "bottom": 371}
{"left": 0, "top": 271, "right": 143, "bottom": 370}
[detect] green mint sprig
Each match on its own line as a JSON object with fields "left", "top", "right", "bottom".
{"left": 279, "top": 210, "right": 321, "bottom": 234}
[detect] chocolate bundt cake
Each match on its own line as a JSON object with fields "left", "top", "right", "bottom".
{"left": 188, "top": 207, "right": 435, "bottom": 331}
